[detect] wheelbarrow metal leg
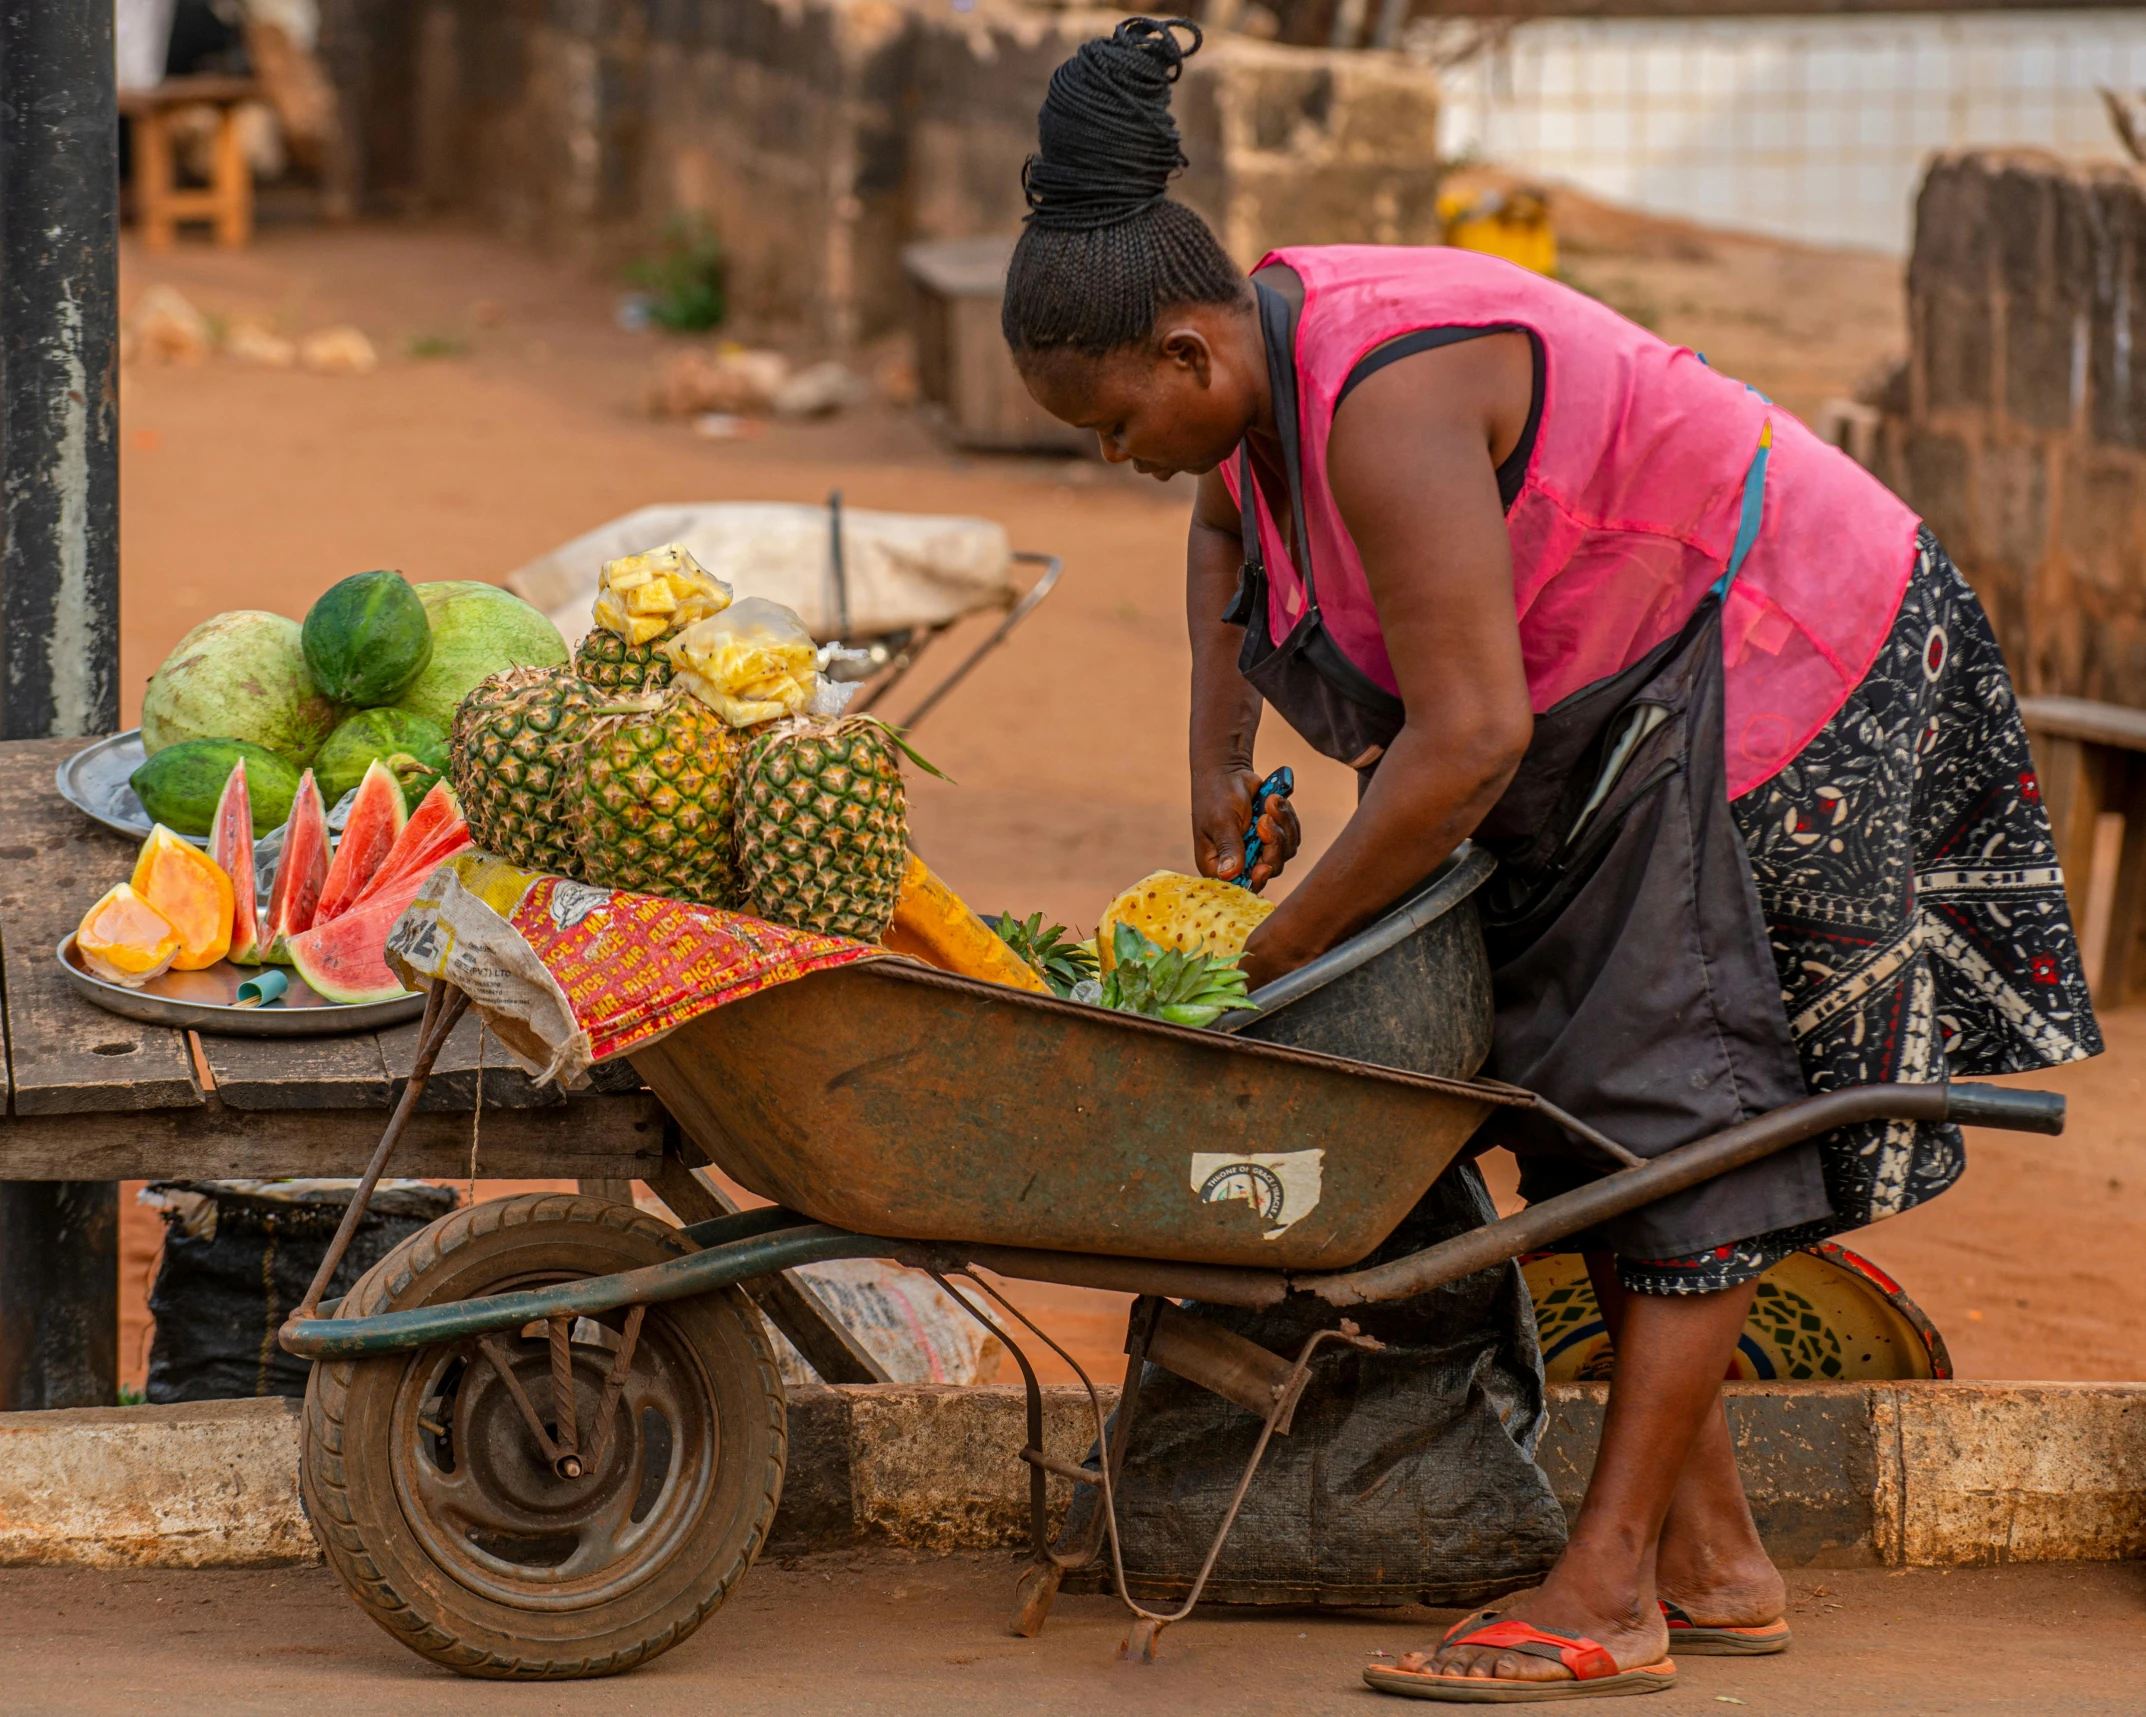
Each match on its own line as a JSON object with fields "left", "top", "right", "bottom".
{"left": 282, "top": 982, "right": 470, "bottom": 1339}
{"left": 1008, "top": 1294, "right": 1161, "bottom": 1638}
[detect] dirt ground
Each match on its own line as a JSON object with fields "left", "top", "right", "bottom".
{"left": 106, "top": 217, "right": 2142, "bottom": 1391}
{"left": 2, "top": 1555, "right": 2138, "bottom": 1714}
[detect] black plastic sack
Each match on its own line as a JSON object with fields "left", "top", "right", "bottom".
{"left": 144, "top": 1180, "right": 457, "bottom": 1404}
{"left": 1064, "top": 1161, "right": 1567, "bottom": 1608}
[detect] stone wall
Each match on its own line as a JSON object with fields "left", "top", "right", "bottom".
{"left": 317, "top": 0, "right": 1445, "bottom": 348}
{"left": 1871, "top": 149, "right": 2146, "bottom": 704}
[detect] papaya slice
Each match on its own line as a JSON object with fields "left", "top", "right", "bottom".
{"left": 129, "top": 825, "right": 235, "bottom": 971}
{"left": 210, "top": 761, "right": 263, "bottom": 965}
{"left": 883, "top": 852, "right": 1050, "bottom": 993}
{"left": 76, "top": 883, "right": 184, "bottom": 987}
{"left": 263, "top": 771, "right": 331, "bottom": 964}
{"left": 314, "top": 758, "right": 408, "bottom": 925}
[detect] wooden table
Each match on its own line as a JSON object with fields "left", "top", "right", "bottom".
{"left": 118, "top": 75, "right": 260, "bottom": 252}
{"left": 0, "top": 737, "right": 887, "bottom": 1399}
{"left": 0, "top": 737, "right": 666, "bottom": 1180}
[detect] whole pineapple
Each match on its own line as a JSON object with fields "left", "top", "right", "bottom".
{"left": 737, "top": 717, "right": 908, "bottom": 939}
{"left": 574, "top": 627, "right": 674, "bottom": 695}
{"left": 449, "top": 665, "right": 595, "bottom": 878}
{"left": 568, "top": 689, "right": 746, "bottom": 905}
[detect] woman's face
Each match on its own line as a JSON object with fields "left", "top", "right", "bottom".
{"left": 1017, "top": 308, "right": 1263, "bottom": 480}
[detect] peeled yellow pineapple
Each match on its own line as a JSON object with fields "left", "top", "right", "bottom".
{"left": 661, "top": 596, "right": 823, "bottom": 727}
{"left": 593, "top": 542, "right": 732, "bottom": 646}
{"left": 1096, "top": 870, "right": 1275, "bottom": 974}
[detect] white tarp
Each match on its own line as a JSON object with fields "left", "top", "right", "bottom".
{"left": 505, "top": 502, "right": 1014, "bottom": 647}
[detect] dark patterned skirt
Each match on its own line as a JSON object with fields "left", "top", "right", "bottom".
{"left": 1619, "top": 531, "right": 2101, "bottom": 1295}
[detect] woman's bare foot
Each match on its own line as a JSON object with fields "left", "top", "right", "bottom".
{"left": 1413, "top": 1560, "right": 1670, "bottom": 1684}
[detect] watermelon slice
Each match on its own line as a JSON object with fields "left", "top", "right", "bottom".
{"left": 262, "top": 770, "right": 331, "bottom": 965}
{"left": 284, "top": 863, "right": 439, "bottom": 1005}
{"left": 349, "top": 782, "right": 468, "bottom": 912}
{"left": 314, "top": 758, "right": 409, "bottom": 925}
{"left": 209, "top": 761, "right": 263, "bottom": 964}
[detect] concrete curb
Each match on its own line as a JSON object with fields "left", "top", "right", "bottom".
{"left": 0, "top": 1382, "right": 2139, "bottom": 1570}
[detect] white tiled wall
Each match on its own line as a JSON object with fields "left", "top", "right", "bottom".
{"left": 1421, "top": 11, "right": 2146, "bottom": 254}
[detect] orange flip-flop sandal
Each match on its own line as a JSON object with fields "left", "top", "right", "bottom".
{"left": 1363, "top": 1616, "right": 1677, "bottom": 1703}
{"left": 1658, "top": 1598, "right": 1791, "bottom": 1656}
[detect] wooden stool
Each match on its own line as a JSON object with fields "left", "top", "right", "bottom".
{"left": 119, "top": 75, "right": 261, "bottom": 251}
{"left": 2020, "top": 696, "right": 2146, "bottom": 1006}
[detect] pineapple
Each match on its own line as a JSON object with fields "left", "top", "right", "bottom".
{"left": 1099, "top": 923, "right": 1255, "bottom": 1027}
{"left": 1097, "top": 870, "right": 1276, "bottom": 974}
{"left": 993, "top": 912, "right": 1099, "bottom": 998}
{"left": 568, "top": 689, "right": 746, "bottom": 905}
{"left": 449, "top": 665, "right": 595, "bottom": 878}
{"left": 574, "top": 627, "right": 674, "bottom": 695}
{"left": 573, "top": 541, "right": 732, "bottom": 695}
{"left": 736, "top": 717, "right": 908, "bottom": 939}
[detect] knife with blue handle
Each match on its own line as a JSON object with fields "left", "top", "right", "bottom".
{"left": 1238, "top": 766, "right": 1295, "bottom": 890}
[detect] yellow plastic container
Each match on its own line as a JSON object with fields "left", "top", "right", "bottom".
{"left": 1439, "top": 188, "right": 1557, "bottom": 278}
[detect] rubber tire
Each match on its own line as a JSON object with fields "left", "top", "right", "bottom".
{"left": 301, "top": 1193, "right": 785, "bottom": 1679}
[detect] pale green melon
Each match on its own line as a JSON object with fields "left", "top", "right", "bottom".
{"left": 389, "top": 581, "right": 568, "bottom": 730}
{"left": 140, "top": 610, "right": 339, "bottom": 769}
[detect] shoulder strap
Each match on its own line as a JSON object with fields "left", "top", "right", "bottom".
{"left": 1251, "top": 278, "right": 1324, "bottom": 615}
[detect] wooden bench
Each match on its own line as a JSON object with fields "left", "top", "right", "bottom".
{"left": 118, "top": 75, "right": 260, "bottom": 251}
{"left": 2020, "top": 696, "right": 2146, "bottom": 1006}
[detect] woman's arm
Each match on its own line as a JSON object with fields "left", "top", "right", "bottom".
{"left": 1238, "top": 333, "right": 1536, "bottom": 986}
{"left": 1187, "top": 468, "right": 1300, "bottom": 888}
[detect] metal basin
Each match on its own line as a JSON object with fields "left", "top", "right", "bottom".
{"left": 1227, "top": 843, "right": 1494, "bottom": 1079}
{"left": 629, "top": 962, "right": 1497, "bottom": 1272}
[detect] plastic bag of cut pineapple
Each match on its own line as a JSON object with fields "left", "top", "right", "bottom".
{"left": 662, "top": 595, "right": 857, "bottom": 726}
{"left": 592, "top": 542, "right": 732, "bottom": 647}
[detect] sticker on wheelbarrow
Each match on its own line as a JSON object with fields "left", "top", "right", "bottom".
{"left": 1189, "top": 1149, "right": 1323, "bottom": 1238}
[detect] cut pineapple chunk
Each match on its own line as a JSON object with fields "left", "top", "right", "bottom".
{"left": 591, "top": 541, "right": 731, "bottom": 649}
{"left": 663, "top": 596, "right": 824, "bottom": 727}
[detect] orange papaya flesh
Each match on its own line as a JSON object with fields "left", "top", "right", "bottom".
{"left": 77, "top": 882, "right": 185, "bottom": 987}
{"left": 129, "top": 825, "right": 234, "bottom": 971}
{"left": 884, "top": 852, "right": 1050, "bottom": 993}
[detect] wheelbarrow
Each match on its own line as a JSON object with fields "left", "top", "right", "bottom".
{"left": 277, "top": 855, "right": 2067, "bottom": 1680}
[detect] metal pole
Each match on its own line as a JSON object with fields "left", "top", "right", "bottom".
{"left": 0, "top": 1, "right": 123, "bottom": 1411}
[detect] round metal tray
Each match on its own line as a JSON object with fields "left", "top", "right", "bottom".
{"left": 56, "top": 934, "right": 424, "bottom": 1036}
{"left": 56, "top": 729, "right": 187, "bottom": 844}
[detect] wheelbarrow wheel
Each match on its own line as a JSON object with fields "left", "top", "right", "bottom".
{"left": 301, "top": 1192, "right": 785, "bottom": 1680}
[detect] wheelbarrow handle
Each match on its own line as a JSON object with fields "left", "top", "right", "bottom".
{"left": 1301, "top": 1079, "right": 2067, "bottom": 1309}
{"left": 1942, "top": 1082, "right": 2066, "bottom": 1135}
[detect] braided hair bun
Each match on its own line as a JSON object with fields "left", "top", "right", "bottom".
{"left": 1003, "top": 17, "right": 1245, "bottom": 358}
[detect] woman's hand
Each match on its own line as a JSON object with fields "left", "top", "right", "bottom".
{"left": 1193, "top": 764, "right": 1301, "bottom": 890}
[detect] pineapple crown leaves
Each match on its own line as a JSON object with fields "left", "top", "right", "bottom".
{"left": 758, "top": 713, "right": 954, "bottom": 783}
{"left": 1098, "top": 922, "right": 1255, "bottom": 1028}
{"left": 993, "top": 911, "right": 1099, "bottom": 998}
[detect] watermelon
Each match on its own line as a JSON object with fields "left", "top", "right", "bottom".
{"left": 349, "top": 782, "right": 469, "bottom": 911}
{"left": 314, "top": 759, "right": 408, "bottom": 925}
{"left": 262, "top": 771, "right": 331, "bottom": 964}
{"left": 302, "top": 570, "right": 434, "bottom": 705}
{"left": 210, "top": 762, "right": 263, "bottom": 964}
{"left": 285, "top": 868, "right": 435, "bottom": 1005}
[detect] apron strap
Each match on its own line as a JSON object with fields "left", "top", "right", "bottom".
{"left": 1710, "top": 412, "right": 1773, "bottom": 598}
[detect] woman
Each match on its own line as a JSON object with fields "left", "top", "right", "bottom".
{"left": 1005, "top": 18, "right": 2099, "bottom": 1703}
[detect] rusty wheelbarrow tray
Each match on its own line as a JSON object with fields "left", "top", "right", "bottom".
{"left": 276, "top": 974, "right": 2067, "bottom": 1675}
